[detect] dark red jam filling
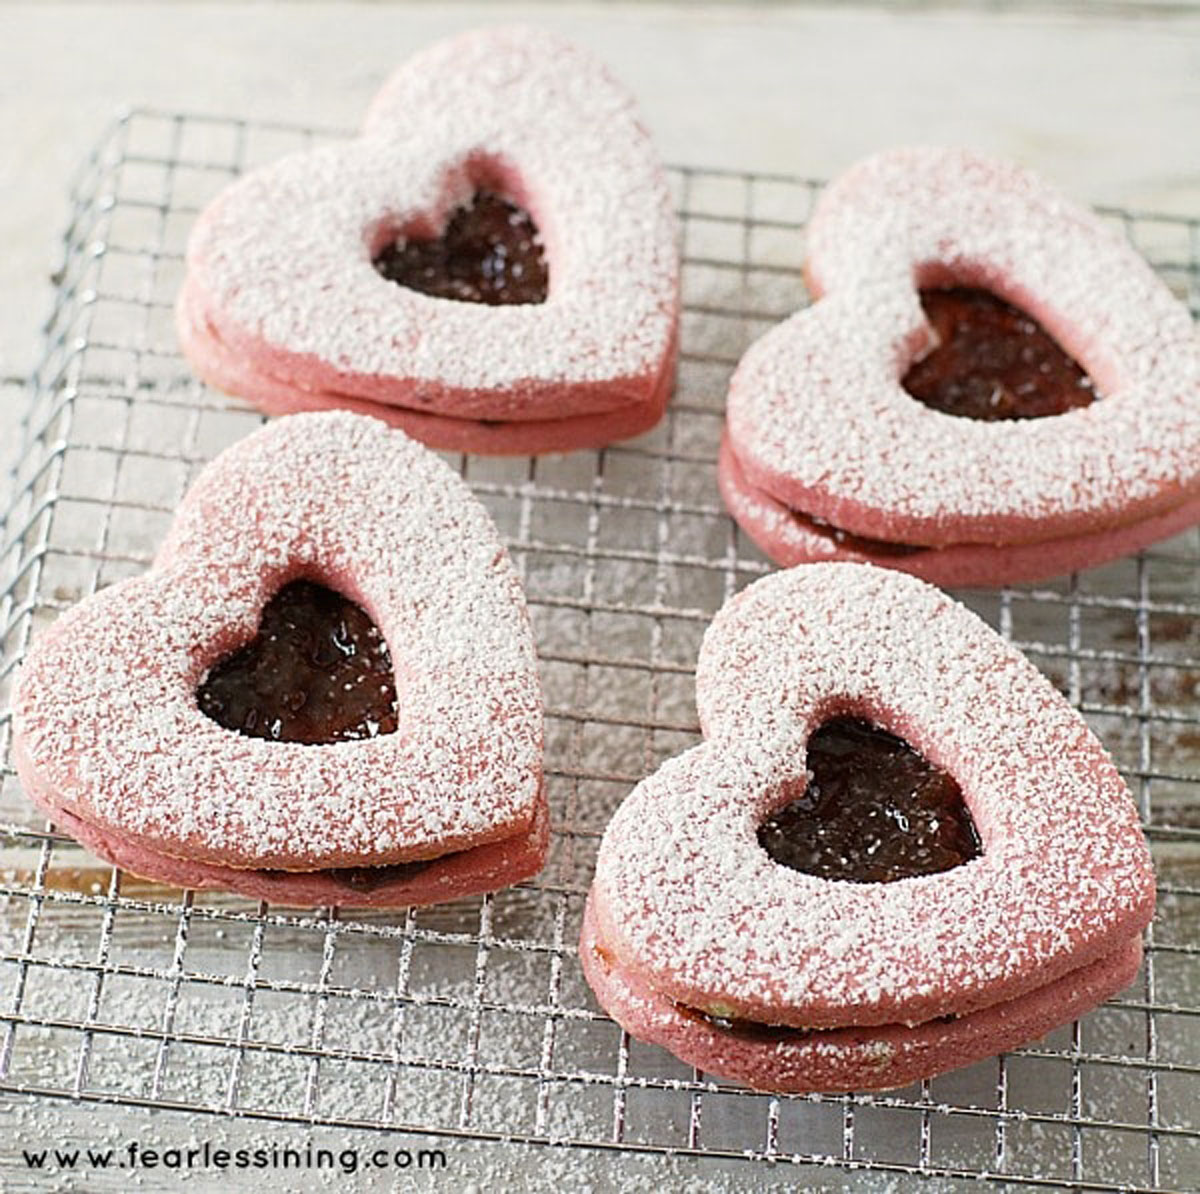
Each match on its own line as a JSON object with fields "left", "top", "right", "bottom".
{"left": 373, "top": 190, "right": 548, "bottom": 305}
{"left": 258, "top": 857, "right": 435, "bottom": 893}
{"left": 197, "top": 580, "right": 398, "bottom": 745}
{"left": 902, "top": 287, "right": 1097, "bottom": 420}
{"left": 674, "top": 1001, "right": 957, "bottom": 1039}
{"left": 805, "top": 513, "right": 923, "bottom": 558}
{"left": 758, "top": 716, "right": 981, "bottom": 884}
{"left": 668, "top": 720, "right": 979, "bottom": 1041}
{"left": 674, "top": 1003, "right": 813, "bottom": 1043}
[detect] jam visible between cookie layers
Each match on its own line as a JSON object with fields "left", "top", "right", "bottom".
{"left": 258, "top": 858, "right": 435, "bottom": 892}
{"left": 673, "top": 998, "right": 957, "bottom": 1040}
{"left": 589, "top": 943, "right": 952, "bottom": 1044}
{"left": 197, "top": 580, "right": 399, "bottom": 744}
{"left": 903, "top": 287, "right": 1097, "bottom": 420}
{"left": 373, "top": 190, "right": 548, "bottom": 305}
{"left": 758, "top": 716, "right": 981, "bottom": 884}
{"left": 805, "top": 513, "right": 923, "bottom": 558}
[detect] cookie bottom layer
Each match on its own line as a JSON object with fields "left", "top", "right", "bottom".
{"left": 27, "top": 786, "right": 550, "bottom": 909}
{"left": 580, "top": 896, "right": 1142, "bottom": 1093}
{"left": 178, "top": 285, "right": 675, "bottom": 456}
{"left": 719, "top": 434, "right": 1200, "bottom": 587}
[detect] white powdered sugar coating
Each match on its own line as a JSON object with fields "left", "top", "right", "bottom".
{"left": 592, "top": 564, "right": 1155, "bottom": 1029}
{"left": 183, "top": 25, "right": 679, "bottom": 422}
{"left": 11, "top": 412, "right": 543, "bottom": 871}
{"left": 725, "top": 146, "right": 1200, "bottom": 547}
{"left": 581, "top": 895, "right": 1142, "bottom": 1093}
{"left": 176, "top": 280, "right": 676, "bottom": 457}
{"left": 716, "top": 429, "right": 1200, "bottom": 588}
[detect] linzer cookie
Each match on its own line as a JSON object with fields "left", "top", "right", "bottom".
{"left": 178, "top": 26, "right": 679, "bottom": 456}
{"left": 722, "top": 147, "right": 1200, "bottom": 585}
{"left": 12, "top": 413, "right": 547, "bottom": 907}
{"left": 583, "top": 565, "right": 1154, "bottom": 1092}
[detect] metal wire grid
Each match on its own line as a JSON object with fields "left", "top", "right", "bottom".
{"left": 0, "top": 109, "right": 1197, "bottom": 1191}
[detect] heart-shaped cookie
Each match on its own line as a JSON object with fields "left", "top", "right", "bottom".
{"left": 12, "top": 412, "right": 546, "bottom": 906}
{"left": 178, "top": 25, "right": 680, "bottom": 455}
{"left": 722, "top": 147, "right": 1200, "bottom": 584}
{"left": 584, "top": 563, "right": 1154, "bottom": 1091}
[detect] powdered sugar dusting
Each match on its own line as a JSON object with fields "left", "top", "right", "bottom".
{"left": 717, "top": 428, "right": 1200, "bottom": 587}
{"left": 182, "top": 25, "right": 679, "bottom": 424}
{"left": 592, "top": 564, "right": 1155, "bottom": 1029}
{"left": 725, "top": 146, "right": 1200, "bottom": 547}
{"left": 176, "top": 280, "right": 677, "bottom": 457}
{"left": 11, "top": 412, "right": 544, "bottom": 871}
{"left": 581, "top": 894, "right": 1142, "bottom": 1093}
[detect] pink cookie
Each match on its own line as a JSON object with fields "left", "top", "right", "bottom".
{"left": 178, "top": 284, "right": 675, "bottom": 456}
{"left": 723, "top": 147, "right": 1200, "bottom": 581}
{"left": 25, "top": 782, "right": 549, "bottom": 910}
{"left": 719, "top": 433, "right": 1200, "bottom": 588}
{"left": 12, "top": 412, "right": 547, "bottom": 906}
{"left": 581, "top": 897, "right": 1142, "bottom": 1093}
{"left": 179, "top": 25, "right": 680, "bottom": 453}
{"left": 584, "top": 564, "right": 1153, "bottom": 1090}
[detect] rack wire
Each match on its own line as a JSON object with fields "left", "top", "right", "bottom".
{"left": 0, "top": 109, "right": 1198, "bottom": 1191}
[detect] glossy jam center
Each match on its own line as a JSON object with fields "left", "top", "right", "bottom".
{"left": 373, "top": 190, "right": 548, "bottom": 305}
{"left": 902, "top": 287, "right": 1096, "bottom": 420}
{"left": 757, "top": 716, "right": 980, "bottom": 883}
{"left": 197, "top": 580, "right": 398, "bottom": 744}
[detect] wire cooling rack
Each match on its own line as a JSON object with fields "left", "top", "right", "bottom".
{"left": 1, "top": 109, "right": 1199, "bottom": 1193}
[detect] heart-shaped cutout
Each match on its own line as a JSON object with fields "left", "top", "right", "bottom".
{"left": 196, "top": 578, "right": 399, "bottom": 744}
{"left": 756, "top": 715, "right": 981, "bottom": 884}
{"left": 584, "top": 563, "right": 1154, "bottom": 1089}
{"left": 12, "top": 412, "right": 546, "bottom": 906}
{"left": 722, "top": 147, "right": 1200, "bottom": 581}
{"left": 372, "top": 189, "right": 548, "bottom": 306}
{"left": 901, "top": 286, "right": 1097, "bottom": 421}
{"left": 178, "top": 26, "right": 679, "bottom": 453}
